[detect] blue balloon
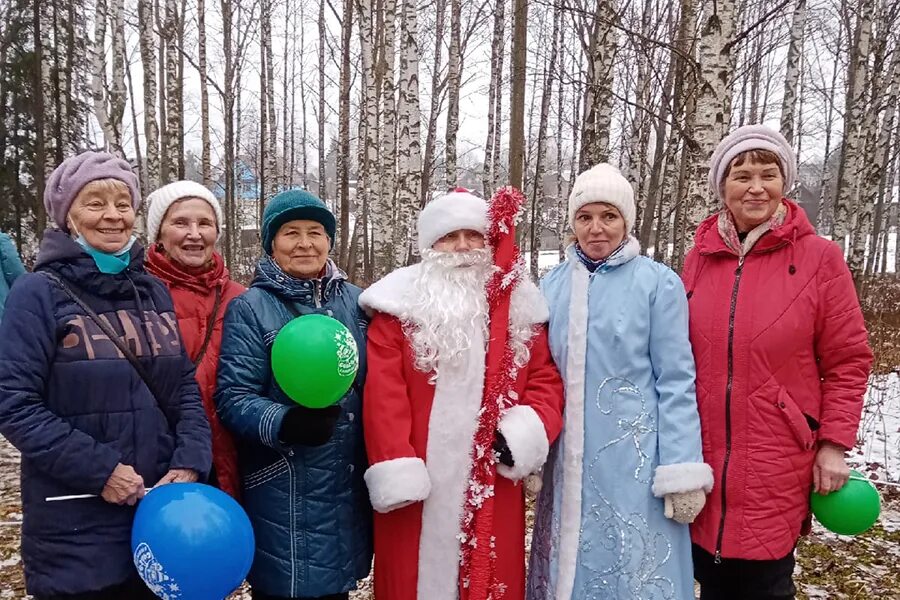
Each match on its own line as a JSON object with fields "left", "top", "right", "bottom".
{"left": 132, "top": 483, "right": 254, "bottom": 600}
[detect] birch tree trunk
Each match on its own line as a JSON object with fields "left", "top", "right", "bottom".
{"left": 358, "top": 0, "right": 379, "bottom": 277}
{"left": 91, "top": 0, "right": 112, "bottom": 151}
{"left": 816, "top": 24, "right": 843, "bottom": 234}
{"left": 221, "top": 0, "right": 236, "bottom": 266}
{"left": 198, "top": 0, "right": 211, "bottom": 186}
{"left": 833, "top": 0, "right": 873, "bottom": 251}
{"left": 337, "top": 0, "right": 354, "bottom": 267}
{"left": 508, "top": 0, "right": 527, "bottom": 189}
{"left": 482, "top": 0, "right": 505, "bottom": 195}
{"left": 138, "top": 0, "right": 159, "bottom": 190}
{"left": 163, "top": 0, "right": 179, "bottom": 181}
{"left": 420, "top": 0, "right": 446, "bottom": 209}
{"left": 579, "top": 0, "right": 617, "bottom": 171}
{"left": 683, "top": 0, "right": 737, "bottom": 236}
{"left": 780, "top": 0, "right": 807, "bottom": 144}
{"left": 529, "top": 3, "right": 559, "bottom": 276}
{"left": 395, "top": 0, "right": 422, "bottom": 265}
{"left": 373, "top": 0, "right": 397, "bottom": 271}
{"left": 108, "top": 0, "right": 126, "bottom": 155}
{"left": 264, "top": 0, "right": 277, "bottom": 191}
{"left": 444, "top": 0, "right": 461, "bottom": 187}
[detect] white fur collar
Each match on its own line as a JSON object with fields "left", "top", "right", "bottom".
{"left": 359, "top": 262, "right": 549, "bottom": 325}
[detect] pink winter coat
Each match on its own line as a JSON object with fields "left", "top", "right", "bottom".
{"left": 682, "top": 199, "right": 872, "bottom": 561}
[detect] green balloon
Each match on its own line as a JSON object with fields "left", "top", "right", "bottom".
{"left": 271, "top": 314, "right": 359, "bottom": 408}
{"left": 810, "top": 469, "right": 881, "bottom": 536}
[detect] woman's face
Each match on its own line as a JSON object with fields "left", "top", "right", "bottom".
{"left": 573, "top": 202, "right": 626, "bottom": 261}
{"left": 722, "top": 158, "right": 784, "bottom": 232}
{"left": 157, "top": 198, "right": 218, "bottom": 269}
{"left": 272, "top": 219, "right": 330, "bottom": 278}
{"left": 66, "top": 179, "right": 135, "bottom": 253}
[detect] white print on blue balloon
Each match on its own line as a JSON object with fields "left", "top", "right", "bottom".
{"left": 134, "top": 542, "right": 183, "bottom": 599}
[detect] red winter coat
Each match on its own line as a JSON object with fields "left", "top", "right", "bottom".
{"left": 146, "top": 246, "right": 244, "bottom": 497}
{"left": 362, "top": 313, "right": 564, "bottom": 600}
{"left": 682, "top": 199, "right": 872, "bottom": 561}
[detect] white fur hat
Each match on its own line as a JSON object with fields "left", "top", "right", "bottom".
{"left": 146, "top": 180, "right": 224, "bottom": 243}
{"left": 417, "top": 188, "right": 489, "bottom": 252}
{"left": 568, "top": 163, "right": 636, "bottom": 232}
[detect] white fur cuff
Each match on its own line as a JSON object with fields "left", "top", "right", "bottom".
{"left": 364, "top": 457, "right": 432, "bottom": 513}
{"left": 496, "top": 405, "right": 550, "bottom": 481}
{"left": 652, "top": 462, "right": 714, "bottom": 497}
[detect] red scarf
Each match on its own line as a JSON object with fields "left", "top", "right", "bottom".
{"left": 145, "top": 243, "right": 231, "bottom": 296}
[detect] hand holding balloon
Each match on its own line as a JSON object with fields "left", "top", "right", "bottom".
{"left": 811, "top": 469, "right": 881, "bottom": 535}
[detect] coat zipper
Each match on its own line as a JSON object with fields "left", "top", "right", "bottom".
{"left": 715, "top": 254, "right": 745, "bottom": 564}
{"left": 314, "top": 280, "right": 322, "bottom": 308}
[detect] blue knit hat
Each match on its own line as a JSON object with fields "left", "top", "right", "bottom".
{"left": 262, "top": 189, "right": 336, "bottom": 254}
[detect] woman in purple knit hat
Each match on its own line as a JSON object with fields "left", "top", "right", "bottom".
{"left": 0, "top": 151, "right": 212, "bottom": 599}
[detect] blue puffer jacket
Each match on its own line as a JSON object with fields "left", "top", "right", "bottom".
{"left": 0, "top": 231, "right": 26, "bottom": 324}
{"left": 0, "top": 230, "right": 212, "bottom": 597}
{"left": 215, "top": 256, "right": 373, "bottom": 597}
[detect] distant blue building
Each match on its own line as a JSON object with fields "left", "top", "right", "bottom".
{"left": 213, "top": 159, "right": 260, "bottom": 201}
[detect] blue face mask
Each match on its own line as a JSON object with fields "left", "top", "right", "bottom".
{"left": 74, "top": 234, "right": 136, "bottom": 275}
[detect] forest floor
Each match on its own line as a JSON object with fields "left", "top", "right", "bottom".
{"left": 0, "top": 373, "right": 900, "bottom": 600}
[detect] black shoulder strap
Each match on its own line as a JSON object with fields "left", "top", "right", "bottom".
{"left": 41, "top": 271, "right": 176, "bottom": 429}
{"left": 193, "top": 285, "right": 223, "bottom": 366}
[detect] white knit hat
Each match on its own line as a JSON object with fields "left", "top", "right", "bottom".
{"left": 146, "top": 180, "right": 224, "bottom": 243}
{"left": 568, "top": 163, "right": 636, "bottom": 232}
{"left": 417, "top": 189, "right": 489, "bottom": 252}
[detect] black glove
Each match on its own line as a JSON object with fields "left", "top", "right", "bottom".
{"left": 493, "top": 431, "right": 515, "bottom": 468}
{"left": 279, "top": 404, "right": 341, "bottom": 447}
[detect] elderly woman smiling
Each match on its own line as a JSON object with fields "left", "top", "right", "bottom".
{"left": 0, "top": 152, "right": 211, "bottom": 599}
{"left": 215, "top": 189, "right": 372, "bottom": 600}
{"left": 683, "top": 125, "right": 873, "bottom": 600}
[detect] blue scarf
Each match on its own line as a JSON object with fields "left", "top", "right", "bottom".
{"left": 256, "top": 255, "right": 334, "bottom": 301}
{"left": 573, "top": 238, "right": 628, "bottom": 273}
{"left": 75, "top": 235, "right": 136, "bottom": 274}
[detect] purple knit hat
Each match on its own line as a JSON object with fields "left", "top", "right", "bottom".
{"left": 44, "top": 151, "right": 142, "bottom": 232}
{"left": 708, "top": 124, "right": 796, "bottom": 201}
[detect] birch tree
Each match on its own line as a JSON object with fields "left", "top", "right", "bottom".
{"left": 395, "top": 0, "right": 422, "bottom": 265}
{"left": 337, "top": 0, "right": 354, "bottom": 267}
{"left": 138, "top": 0, "right": 159, "bottom": 190}
{"left": 780, "top": 0, "right": 807, "bottom": 144}
{"left": 444, "top": 0, "right": 461, "bottom": 187}
{"left": 833, "top": 0, "right": 873, "bottom": 251}
{"left": 579, "top": 0, "right": 617, "bottom": 170}
{"left": 198, "top": 0, "right": 211, "bottom": 186}
{"left": 163, "top": 0, "right": 180, "bottom": 180}
{"left": 684, "top": 0, "right": 737, "bottom": 235}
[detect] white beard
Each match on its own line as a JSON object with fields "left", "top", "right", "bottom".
{"left": 402, "top": 248, "right": 494, "bottom": 380}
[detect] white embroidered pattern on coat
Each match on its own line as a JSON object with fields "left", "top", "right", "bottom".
{"left": 579, "top": 377, "right": 674, "bottom": 600}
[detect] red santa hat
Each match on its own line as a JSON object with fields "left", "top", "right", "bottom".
{"left": 416, "top": 188, "right": 489, "bottom": 252}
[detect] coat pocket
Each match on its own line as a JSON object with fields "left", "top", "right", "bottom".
{"left": 244, "top": 457, "right": 289, "bottom": 490}
{"left": 774, "top": 388, "right": 816, "bottom": 451}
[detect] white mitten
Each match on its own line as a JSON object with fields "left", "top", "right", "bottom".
{"left": 663, "top": 489, "right": 707, "bottom": 524}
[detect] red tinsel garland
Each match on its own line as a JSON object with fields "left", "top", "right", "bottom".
{"left": 458, "top": 186, "right": 526, "bottom": 600}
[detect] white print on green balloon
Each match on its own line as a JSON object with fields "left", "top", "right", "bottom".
{"left": 335, "top": 329, "right": 359, "bottom": 377}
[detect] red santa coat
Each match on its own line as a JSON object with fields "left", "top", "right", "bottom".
{"left": 359, "top": 265, "right": 564, "bottom": 600}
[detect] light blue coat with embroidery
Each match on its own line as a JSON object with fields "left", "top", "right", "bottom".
{"left": 526, "top": 239, "right": 710, "bottom": 600}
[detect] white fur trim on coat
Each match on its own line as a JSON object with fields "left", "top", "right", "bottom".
{"left": 554, "top": 254, "right": 591, "bottom": 600}
{"left": 416, "top": 327, "right": 487, "bottom": 600}
{"left": 496, "top": 405, "right": 550, "bottom": 481}
{"left": 651, "top": 462, "right": 714, "bottom": 497}
{"left": 358, "top": 262, "right": 549, "bottom": 326}
{"left": 364, "top": 457, "right": 432, "bottom": 513}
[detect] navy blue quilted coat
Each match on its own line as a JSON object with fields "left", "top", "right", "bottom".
{"left": 0, "top": 230, "right": 212, "bottom": 596}
{"left": 215, "top": 257, "right": 372, "bottom": 597}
